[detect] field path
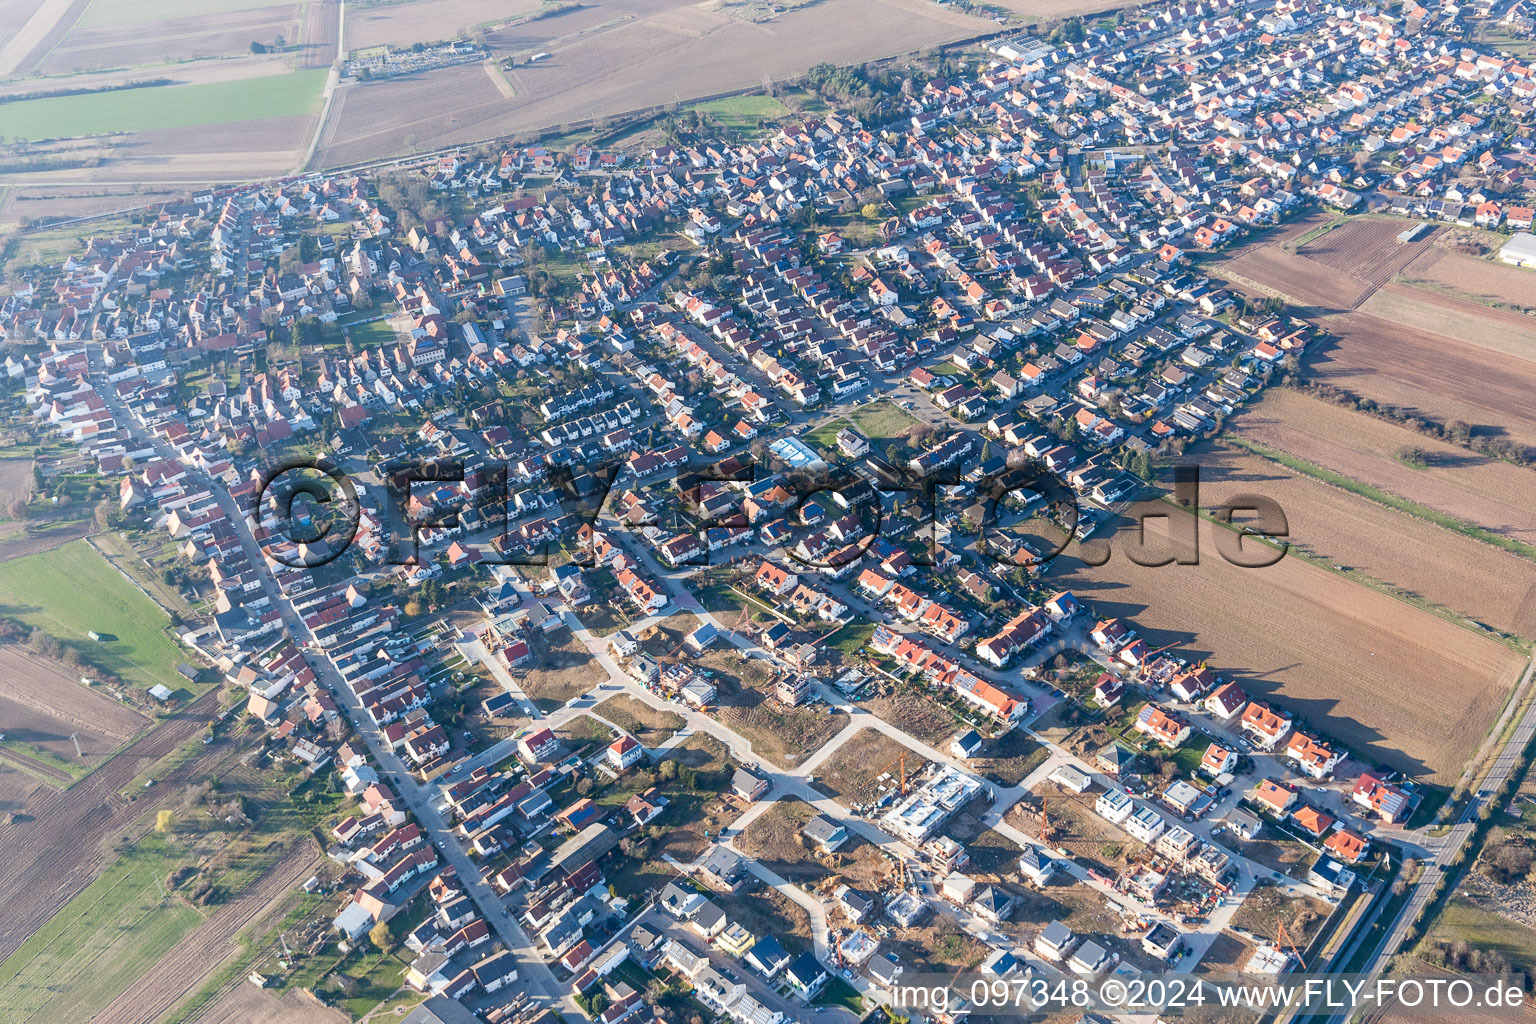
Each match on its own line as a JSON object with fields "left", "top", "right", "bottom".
{"left": 0, "top": 745, "right": 72, "bottom": 785}
{"left": 0, "top": 0, "right": 83, "bottom": 76}
{"left": 0, "top": 691, "right": 219, "bottom": 962}
{"left": 88, "top": 840, "right": 321, "bottom": 1024}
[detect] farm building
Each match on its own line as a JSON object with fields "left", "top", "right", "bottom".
{"left": 1498, "top": 232, "right": 1536, "bottom": 268}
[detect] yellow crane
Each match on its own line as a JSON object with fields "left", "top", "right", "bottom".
{"left": 865, "top": 751, "right": 909, "bottom": 796}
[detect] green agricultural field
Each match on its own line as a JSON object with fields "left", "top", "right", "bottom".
{"left": 0, "top": 832, "right": 204, "bottom": 1023}
{"left": 0, "top": 539, "right": 191, "bottom": 694}
{"left": 3, "top": 70, "right": 326, "bottom": 141}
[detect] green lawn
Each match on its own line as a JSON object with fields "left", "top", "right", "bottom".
{"left": 341, "top": 317, "right": 402, "bottom": 346}
{"left": 829, "top": 621, "right": 876, "bottom": 658}
{"left": 690, "top": 94, "right": 790, "bottom": 128}
{"left": 846, "top": 400, "right": 920, "bottom": 445}
{"left": 1420, "top": 896, "right": 1536, "bottom": 975}
{"left": 815, "top": 977, "right": 865, "bottom": 1015}
{"left": 2, "top": 70, "right": 326, "bottom": 141}
{"left": 0, "top": 539, "right": 191, "bottom": 694}
{"left": 0, "top": 832, "right": 204, "bottom": 1023}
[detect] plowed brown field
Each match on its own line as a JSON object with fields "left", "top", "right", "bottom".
{"left": 1305, "top": 312, "right": 1536, "bottom": 450}
{"left": 0, "top": 691, "right": 219, "bottom": 962}
{"left": 1193, "top": 440, "right": 1536, "bottom": 636}
{"left": 1229, "top": 389, "right": 1536, "bottom": 550}
{"left": 0, "top": 647, "right": 149, "bottom": 765}
{"left": 1048, "top": 515, "right": 1526, "bottom": 782}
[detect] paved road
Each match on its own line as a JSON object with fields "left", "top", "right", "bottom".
{"left": 1317, "top": 649, "right": 1536, "bottom": 1024}
{"left": 92, "top": 357, "right": 573, "bottom": 1012}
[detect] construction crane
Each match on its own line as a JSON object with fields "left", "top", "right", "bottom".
{"left": 1039, "top": 794, "right": 1051, "bottom": 844}
{"left": 865, "top": 751, "right": 909, "bottom": 796}
{"left": 1277, "top": 920, "right": 1306, "bottom": 969}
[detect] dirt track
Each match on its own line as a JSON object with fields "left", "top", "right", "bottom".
{"left": 88, "top": 840, "right": 321, "bottom": 1024}
{"left": 0, "top": 690, "right": 220, "bottom": 962}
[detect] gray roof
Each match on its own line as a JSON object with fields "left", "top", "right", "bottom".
{"left": 695, "top": 900, "right": 727, "bottom": 930}
{"left": 1040, "top": 920, "right": 1074, "bottom": 947}
{"left": 702, "top": 845, "right": 743, "bottom": 881}
{"left": 403, "top": 996, "right": 482, "bottom": 1024}
{"left": 803, "top": 814, "right": 846, "bottom": 844}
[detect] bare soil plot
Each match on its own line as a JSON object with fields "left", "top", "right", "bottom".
{"left": 1217, "top": 243, "right": 1373, "bottom": 310}
{"left": 1228, "top": 882, "right": 1331, "bottom": 949}
{"left": 37, "top": 5, "right": 304, "bottom": 73}
{"left": 592, "top": 693, "right": 683, "bottom": 746}
{"left": 554, "top": 713, "right": 611, "bottom": 751}
{"left": 1046, "top": 514, "right": 1528, "bottom": 782}
{"left": 722, "top": 885, "right": 816, "bottom": 955}
{"left": 1359, "top": 284, "right": 1536, "bottom": 361}
{"left": 1215, "top": 215, "right": 1438, "bottom": 312}
{"left": 815, "top": 728, "right": 926, "bottom": 806}
{"left": 1401, "top": 247, "right": 1536, "bottom": 310}
{"left": 1304, "top": 311, "right": 1536, "bottom": 450}
{"left": 1196, "top": 931, "right": 1254, "bottom": 973}
{"left": 1192, "top": 440, "right": 1536, "bottom": 635}
{"left": 1295, "top": 217, "right": 1439, "bottom": 290}
{"left": 735, "top": 796, "right": 833, "bottom": 886}
{"left": 0, "top": 646, "right": 150, "bottom": 764}
{"left": 298, "top": 0, "right": 339, "bottom": 68}
{"left": 942, "top": 797, "right": 1021, "bottom": 877}
{"left": 890, "top": 914, "right": 991, "bottom": 973}
{"left": 46, "top": 115, "right": 314, "bottom": 184}
{"left": 1007, "top": 784, "right": 1132, "bottom": 876}
{"left": 193, "top": 985, "right": 346, "bottom": 1024}
{"left": 344, "top": 0, "right": 541, "bottom": 51}
{"left": 972, "top": 729, "right": 1050, "bottom": 786}
{"left": 0, "top": 459, "right": 33, "bottom": 514}
{"left": 699, "top": 645, "right": 844, "bottom": 768}
{"left": 862, "top": 683, "right": 960, "bottom": 746}
{"left": 0, "top": 0, "right": 85, "bottom": 76}
{"left": 517, "top": 632, "right": 606, "bottom": 710}
{"left": 1228, "top": 832, "right": 1315, "bottom": 880}
{"left": 1230, "top": 389, "right": 1536, "bottom": 551}
{"left": 0, "top": 761, "right": 44, "bottom": 816}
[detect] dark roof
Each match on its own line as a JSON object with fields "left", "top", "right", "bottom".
{"left": 746, "top": 934, "right": 790, "bottom": 972}
{"left": 787, "top": 951, "right": 826, "bottom": 986}
{"left": 402, "top": 997, "right": 482, "bottom": 1024}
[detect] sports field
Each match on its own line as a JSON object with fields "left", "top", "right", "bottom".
{"left": 0, "top": 831, "right": 204, "bottom": 1024}
{"left": 0, "top": 539, "right": 188, "bottom": 694}
{"left": 2, "top": 70, "right": 326, "bottom": 141}
{"left": 692, "top": 94, "right": 790, "bottom": 128}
